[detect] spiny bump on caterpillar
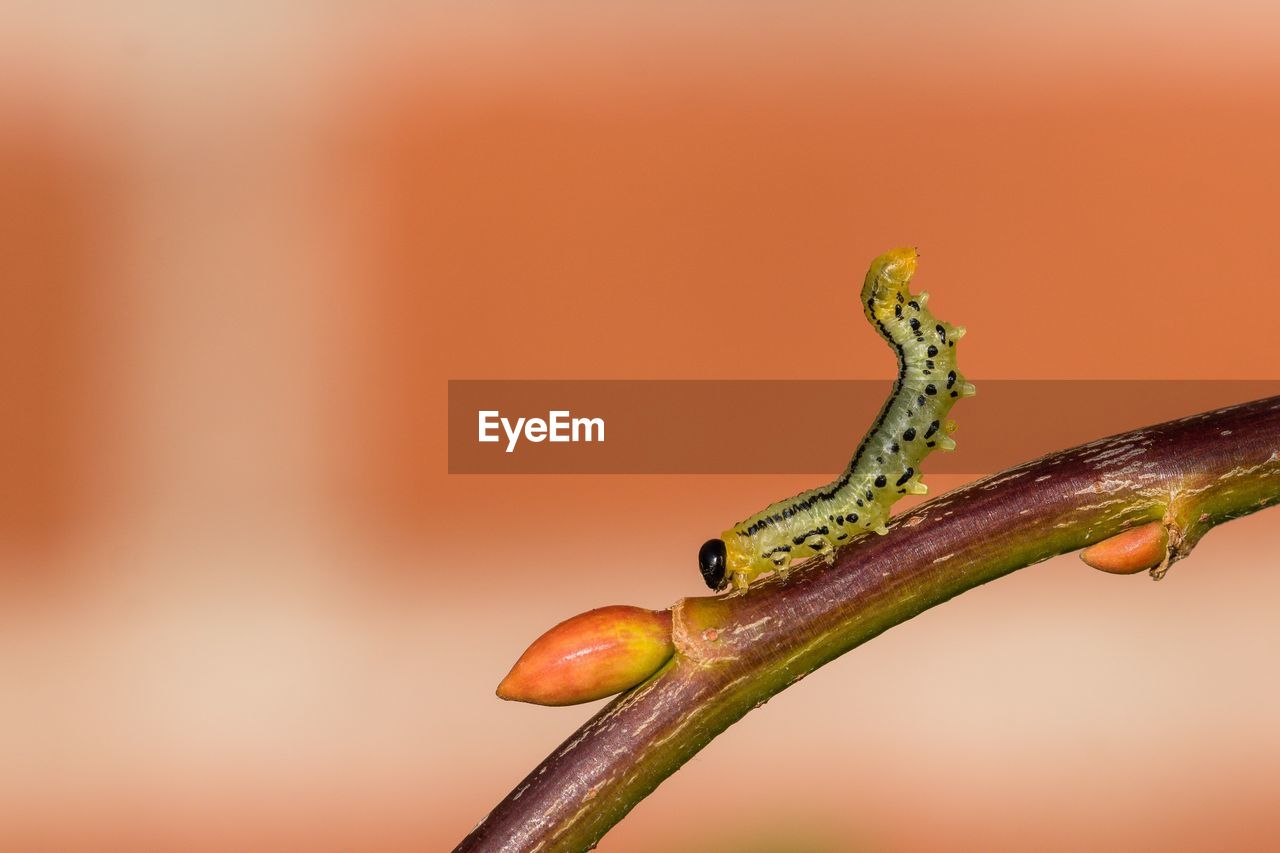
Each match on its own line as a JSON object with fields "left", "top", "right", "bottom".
{"left": 698, "top": 247, "right": 974, "bottom": 592}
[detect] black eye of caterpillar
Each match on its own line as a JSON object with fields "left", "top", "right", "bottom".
{"left": 698, "top": 539, "right": 728, "bottom": 589}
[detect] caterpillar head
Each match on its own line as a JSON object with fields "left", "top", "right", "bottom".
{"left": 861, "top": 247, "right": 919, "bottom": 312}
{"left": 698, "top": 538, "right": 728, "bottom": 590}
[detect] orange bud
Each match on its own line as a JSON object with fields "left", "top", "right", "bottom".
{"left": 497, "top": 605, "right": 674, "bottom": 706}
{"left": 1080, "top": 522, "right": 1168, "bottom": 574}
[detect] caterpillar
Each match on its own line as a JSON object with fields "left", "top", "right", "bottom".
{"left": 698, "top": 247, "right": 975, "bottom": 591}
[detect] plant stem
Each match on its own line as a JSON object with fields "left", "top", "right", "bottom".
{"left": 456, "top": 396, "right": 1280, "bottom": 853}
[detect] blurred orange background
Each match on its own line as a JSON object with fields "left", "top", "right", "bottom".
{"left": 3, "top": 3, "right": 1280, "bottom": 851}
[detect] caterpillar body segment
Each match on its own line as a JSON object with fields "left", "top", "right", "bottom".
{"left": 698, "top": 248, "right": 974, "bottom": 592}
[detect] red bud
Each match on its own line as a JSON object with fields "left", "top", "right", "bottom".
{"left": 497, "top": 605, "right": 674, "bottom": 706}
{"left": 1080, "top": 522, "right": 1168, "bottom": 574}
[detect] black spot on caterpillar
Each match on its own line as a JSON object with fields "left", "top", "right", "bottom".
{"left": 698, "top": 248, "right": 975, "bottom": 592}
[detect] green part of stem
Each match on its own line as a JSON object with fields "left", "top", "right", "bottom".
{"left": 457, "top": 396, "right": 1280, "bottom": 853}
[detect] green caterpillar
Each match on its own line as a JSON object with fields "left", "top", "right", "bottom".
{"left": 698, "top": 248, "right": 975, "bottom": 591}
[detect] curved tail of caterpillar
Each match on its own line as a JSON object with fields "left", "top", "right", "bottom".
{"left": 698, "top": 248, "right": 975, "bottom": 591}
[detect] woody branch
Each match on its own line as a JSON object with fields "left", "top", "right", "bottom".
{"left": 457, "top": 396, "right": 1280, "bottom": 852}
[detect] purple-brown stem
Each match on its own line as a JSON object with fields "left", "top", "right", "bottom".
{"left": 458, "top": 396, "right": 1280, "bottom": 852}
